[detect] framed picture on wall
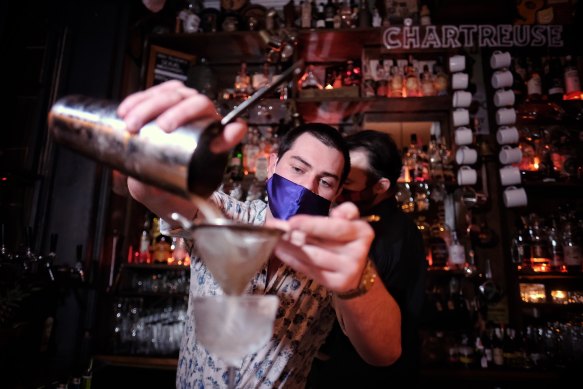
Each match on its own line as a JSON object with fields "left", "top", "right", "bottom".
{"left": 146, "top": 45, "right": 196, "bottom": 87}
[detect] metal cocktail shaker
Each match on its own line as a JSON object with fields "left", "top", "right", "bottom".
{"left": 48, "top": 94, "right": 227, "bottom": 198}
{"left": 47, "top": 60, "right": 304, "bottom": 198}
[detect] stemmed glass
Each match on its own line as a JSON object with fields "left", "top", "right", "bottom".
{"left": 192, "top": 295, "right": 279, "bottom": 388}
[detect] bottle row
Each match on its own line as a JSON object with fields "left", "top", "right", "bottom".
{"left": 176, "top": 0, "right": 431, "bottom": 34}
{"left": 508, "top": 54, "right": 582, "bottom": 106}
{"left": 511, "top": 209, "right": 583, "bottom": 273}
{"left": 421, "top": 320, "right": 583, "bottom": 371}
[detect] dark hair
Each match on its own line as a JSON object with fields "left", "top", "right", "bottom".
{"left": 277, "top": 123, "right": 351, "bottom": 186}
{"left": 344, "top": 130, "right": 403, "bottom": 189}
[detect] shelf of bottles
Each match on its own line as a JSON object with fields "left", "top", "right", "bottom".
{"left": 421, "top": 319, "right": 583, "bottom": 372}
{"left": 493, "top": 52, "right": 583, "bottom": 187}
{"left": 106, "top": 215, "right": 192, "bottom": 358}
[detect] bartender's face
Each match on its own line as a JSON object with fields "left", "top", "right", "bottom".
{"left": 337, "top": 150, "right": 380, "bottom": 211}
{"left": 267, "top": 133, "right": 344, "bottom": 201}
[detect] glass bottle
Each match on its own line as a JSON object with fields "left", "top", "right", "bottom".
{"left": 389, "top": 65, "right": 403, "bottom": 97}
{"left": 511, "top": 216, "right": 531, "bottom": 271}
{"left": 429, "top": 214, "right": 451, "bottom": 270}
{"left": 421, "top": 64, "right": 435, "bottom": 97}
{"left": 563, "top": 55, "right": 582, "bottom": 100}
{"left": 358, "top": 0, "right": 371, "bottom": 28}
{"left": 562, "top": 221, "right": 582, "bottom": 272}
{"left": 433, "top": 60, "right": 448, "bottom": 96}
{"left": 151, "top": 217, "right": 172, "bottom": 264}
{"left": 528, "top": 213, "right": 551, "bottom": 272}
{"left": 138, "top": 215, "right": 152, "bottom": 264}
{"left": 547, "top": 217, "right": 565, "bottom": 272}
{"left": 234, "top": 62, "right": 252, "bottom": 99}
{"left": 404, "top": 58, "right": 421, "bottom": 97}
{"left": 448, "top": 231, "right": 467, "bottom": 270}
{"left": 324, "top": 0, "right": 336, "bottom": 28}
{"left": 544, "top": 57, "right": 565, "bottom": 102}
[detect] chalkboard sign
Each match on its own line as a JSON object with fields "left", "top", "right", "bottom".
{"left": 146, "top": 45, "right": 196, "bottom": 87}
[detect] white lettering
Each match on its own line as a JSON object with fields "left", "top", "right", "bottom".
{"left": 403, "top": 26, "right": 420, "bottom": 49}
{"left": 497, "top": 25, "right": 513, "bottom": 47}
{"left": 442, "top": 25, "right": 461, "bottom": 48}
{"left": 548, "top": 25, "right": 563, "bottom": 47}
{"left": 458, "top": 25, "right": 477, "bottom": 47}
{"left": 531, "top": 25, "right": 545, "bottom": 46}
{"left": 421, "top": 26, "right": 441, "bottom": 49}
{"left": 479, "top": 25, "right": 499, "bottom": 47}
{"left": 383, "top": 27, "right": 402, "bottom": 49}
{"left": 513, "top": 25, "right": 530, "bottom": 46}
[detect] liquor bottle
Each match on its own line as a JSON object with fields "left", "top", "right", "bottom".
{"left": 527, "top": 213, "right": 551, "bottom": 272}
{"left": 81, "top": 358, "right": 93, "bottom": 389}
{"left": 492, "top": 325, "right": 505, "bottom": 367}
{"left": 151, "top": 217, "right": 172, "bottom": 264}
{"left": 432, "top": 59, "right": 448, "bottom": 96}
{"left": 525, "top": 58, "right": 543, "bottom": 103}
{"left": 563, "top": 55, "right": 582, "bottom": 100}
{"left": 404, "top": 58, "right": 421, "bottom": 97}
{"left": 243, "top": 128, "right": 261, "bottom": 174}
{"left": 375, "top": 59, "right": 388, "bottom": 96}
{"left": 138, "top": 215, "right": 152, "bottom": 264}
{"left": 429, "top": 214, "right": 451, "bottom": 269}
{"left": 403, "top": 133, "right": 421, "bottom": 181}
{"left": 389, "top": 65, "right": 403, "bottom": 97}
{"left": 562, "top": 220, "right": 582, "bottom": 272}
{"left": 301, "top": 0, "right": 312, "bottom": 28}
{"left": 427, "top": 134, "right": 443, "bottom": 181}
{"left": 234, "top": 62, "right": 251, "bottom": 99}
{"left": 358, "top": 0, "right": 371, "bottom": 28}
{"left": 448, "top": 231, "right": 466, "bottom": 270}
{"left": 511, "top": 57, "right": 528, "bottom": 105}
{"left": 371, "top": 6, "right": 382, "bottom": 27}
{"left": 324, "top": 0, "right": 336, "bottom": 28}
{"left": 316, "top": 2, "right": 326, "bottom": 28}
{"left": 511, "top": 216, "right": 531, "bottom": 271}
{"left": 339, "top": 0, "right": 352, "bottom": 28}
{"left": 252, "top": 63, "right": 271, "bottom": 91}
{"left": 547, "top": 217, "right": 565, "bottom": 272}
{"left": 421, "top": 64, "right": 435, "bottom": 97}
{"left": 544, "top": 57, "right": 565, "bottom": 102}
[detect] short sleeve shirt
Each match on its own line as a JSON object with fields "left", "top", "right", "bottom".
{"left": 175, "top": 191, "right": 336, "bottom": 388}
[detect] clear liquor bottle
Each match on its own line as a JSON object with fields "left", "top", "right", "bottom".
{"left": 527, "top": 213, "right": 551, "bottom": 272}
{"left": 563, "top": 55, "right": 582, "bottom": 100}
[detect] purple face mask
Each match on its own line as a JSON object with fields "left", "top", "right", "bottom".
{"left": 266, "top": 173, "right": 331, "bottom": 220}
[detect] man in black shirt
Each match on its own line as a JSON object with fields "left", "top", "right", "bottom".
{"left": 308, "top": 130, "right": 427, "bottom": 386}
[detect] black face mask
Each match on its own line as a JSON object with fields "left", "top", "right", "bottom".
{"left": 336, "top": 183, "right": 377, "bottom": 212}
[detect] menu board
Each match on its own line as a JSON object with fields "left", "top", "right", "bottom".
{"left": 146, "top": 45, "right": 196, "bottom": 87}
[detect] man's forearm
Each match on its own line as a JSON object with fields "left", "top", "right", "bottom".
{"left": 334, "top": 278, "right": 402, "bottom": 366}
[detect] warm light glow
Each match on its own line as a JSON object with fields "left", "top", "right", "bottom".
{"left": 563, "top": 91, "right": 583, "bottom": 100}
{"left": 520, "top": 283, "right": 546, "bottom": 303}
{"left": 531, "top": 257, "right": 551, "bottom": 272}
{"left": 551, "top": 290, "right": 567, "bottom": 304}
{"left": 533, "top": 157, "right": 540, "bottom": 170}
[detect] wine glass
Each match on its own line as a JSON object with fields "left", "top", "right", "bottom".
{"left": 192, "top": 295, "right": 279, "bottom": 388}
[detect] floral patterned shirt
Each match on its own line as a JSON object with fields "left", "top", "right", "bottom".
{"left": 171, "top": 191, "right": 336, "bottom": 388}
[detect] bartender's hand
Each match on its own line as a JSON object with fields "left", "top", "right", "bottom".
{"left": 117, "top": 80, "right": 247, "bottom": 153}
{"left": 268, "top": 202, "right": 374, "bottom": 294}
{"left": 115, "top": 80, "right": 248, "bottom": 221}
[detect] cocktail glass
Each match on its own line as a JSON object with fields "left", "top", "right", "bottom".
{"left": 192, "top": 294, "right": 279, "bottom": 388}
